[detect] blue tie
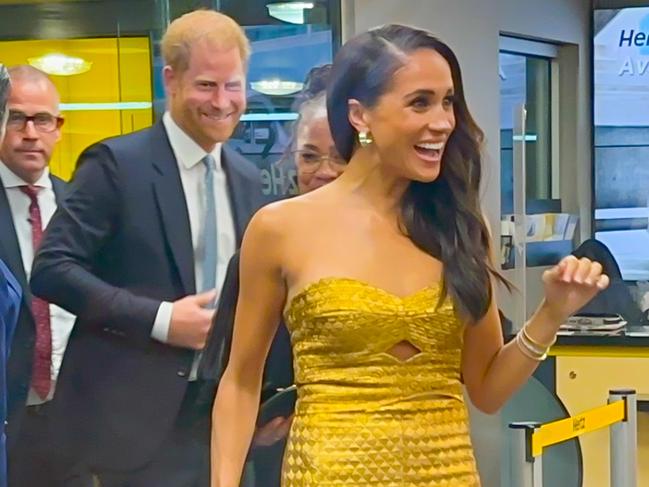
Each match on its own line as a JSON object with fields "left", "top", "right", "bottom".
{"left": 201, "top": 154, "right": 217, "bottom": 294}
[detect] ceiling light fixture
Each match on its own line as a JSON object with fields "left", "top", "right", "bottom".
{"left": 251, "top": 79, "right": 304, "bottom": 96}
{"left": 28, "top": 53, "right": 92, "bottom": 76}
{"left": 266, "top": 2, "right": 314, "bottom": 24}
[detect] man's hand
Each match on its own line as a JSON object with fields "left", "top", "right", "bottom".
{"left": 167, "top": 290, "right": 217, "bottom": 350}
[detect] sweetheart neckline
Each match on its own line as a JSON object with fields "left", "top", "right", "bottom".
{"left": 285, "top": 276, "right": 442, "bottom": 314}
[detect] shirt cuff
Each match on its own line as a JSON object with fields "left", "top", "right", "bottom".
{"left": 151, "top": 301, "right": 173, "bottom": 343}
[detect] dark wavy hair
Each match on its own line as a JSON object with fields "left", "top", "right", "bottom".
{"left": 326, "top": 24, "right": 507, "bottom": 323}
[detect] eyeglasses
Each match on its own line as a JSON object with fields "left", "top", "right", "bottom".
{"left": 7, "top": 110, "right": 64, "bottom": 133}
{"left": 292, "top": 150, "right": 347, "bottom": 173}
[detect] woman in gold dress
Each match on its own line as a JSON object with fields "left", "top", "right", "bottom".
{"left": 211, "top": 24, "right": 608, "bottom": 486}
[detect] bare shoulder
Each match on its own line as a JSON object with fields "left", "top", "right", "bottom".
{"left": 248, "top": 198, "right": 303, "bottom": 233}
{"left": 247, "top": 199, "right": 291, "bottom": 234}
{"left": 242, "top": 196, "right": 311, "bottom": 249}
{"left": 241, "top": 195, "right": 328, "bottom": 276}
{"left": 250, "top": 192, "right": 331, "bottom": 232}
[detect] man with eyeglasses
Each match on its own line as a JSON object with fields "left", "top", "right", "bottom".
{"left": 0, "top": 65, "right": 92, "bottom": 487}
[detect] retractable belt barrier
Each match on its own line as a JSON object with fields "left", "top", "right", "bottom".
{"left": 509, "top": 389, "right": 637, "bottom": 487}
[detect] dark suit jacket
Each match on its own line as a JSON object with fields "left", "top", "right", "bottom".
{"left": 197, "top": 251, "right": 293, "bottom": 412}
{"left": 30, "top": 121, "right": 265, "bottom": 470}
{"left": 0, "top": 172, "right": 66, "bottom": 445}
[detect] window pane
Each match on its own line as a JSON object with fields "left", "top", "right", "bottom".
{"left": 231, "top": 23, "right": 335, "bottom": 169}
{"left": 593, "top": 6, "right": 649, "bottom": 281}
{"left": 499, "top": 52, "right": 553, "bottom": 215}
{"left": 500, "top": 49, "right": 562, "bottom": 271}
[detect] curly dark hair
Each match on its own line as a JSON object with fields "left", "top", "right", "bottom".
{"left": 326, "top": 24, "right": 507, "bottom": 323}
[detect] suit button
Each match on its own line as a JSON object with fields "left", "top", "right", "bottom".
{"left": 177, "top": 370, "right": 187, "bottom": 377}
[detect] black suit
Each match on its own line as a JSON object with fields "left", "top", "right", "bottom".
{"left": 30, "top": 121, "right": 265, "bottom": 482}
{"left": 0, "top": 172, "right": 65, "bottom": 440}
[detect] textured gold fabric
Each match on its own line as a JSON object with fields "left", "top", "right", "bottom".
{"left": 282, "top": 277, "right": 480, "bottom": 486}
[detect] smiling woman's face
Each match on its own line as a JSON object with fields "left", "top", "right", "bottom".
{"left": 357, "top": 48, "right": 456, "bottom": 183}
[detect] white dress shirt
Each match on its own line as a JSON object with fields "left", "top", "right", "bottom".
{"left": 0, "top": 161, "right": 76, "bottom": 405}
{"left": 152, "top": 112, "right": 236, "bottom": 350}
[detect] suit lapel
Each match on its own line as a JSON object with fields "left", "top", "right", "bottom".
{"left": 0, "top": 181, "right": 29, "bottom": 299}
{"left": 150, "top": 123, "right": 195, "bottom": 295}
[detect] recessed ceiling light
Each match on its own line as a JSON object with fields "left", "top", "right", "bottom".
{"left": 28, "top": 53, "right": 92, "bottom": 76}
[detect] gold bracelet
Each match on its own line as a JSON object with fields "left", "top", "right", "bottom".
{"left": 519, "top": 328, "right": 547, "bottom": 356}
{"left": 516, "top": 334, "right": 547, "bottom": 361}
{"left": 515, "top": 332, "right": 547, "bottom": 361}
{"left": 522, "top": 324, "right": 556, "bottom": 350}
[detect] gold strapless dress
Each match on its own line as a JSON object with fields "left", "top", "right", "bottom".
{"left": 281, "top": 277, "right": 480, "bottom": 486}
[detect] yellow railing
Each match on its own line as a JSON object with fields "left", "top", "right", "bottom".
{"left": 509, "top": 389, "right": 637, "bottom": 487}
